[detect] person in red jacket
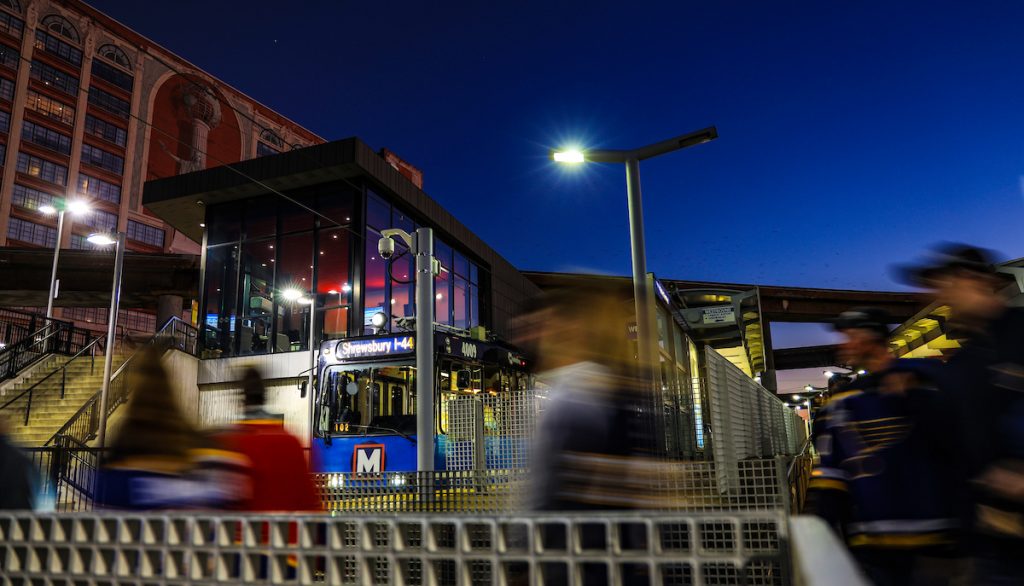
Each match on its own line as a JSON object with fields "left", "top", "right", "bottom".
{"left": 217, "top": 367, "right": 321, "bottom": 512}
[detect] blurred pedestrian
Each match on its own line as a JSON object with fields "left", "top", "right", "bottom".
{"left": 808, "top": 307, "right": 959, "bottom": 586}
{"left": 215, "top": 367, "right": 320, "bottom": 511}
{"left": 899, "top": 244, "right": 1024, "bottom": 585}
{"left": 0, "top": 417, "right": 36, "bottom": 510}
{"left": 95, "top": 346, "right": 250, "bottom": 510}
{"left": 525, "top": 288, "right": 654, "bottom": 585}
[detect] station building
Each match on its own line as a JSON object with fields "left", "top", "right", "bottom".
{"left": 142, "top": 137, "right": 541, "bottom": 444}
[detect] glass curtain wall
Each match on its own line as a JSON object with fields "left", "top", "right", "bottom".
{"left": 363, "top": 190, "right": 482, "bottom": 336}
{"left": 201, "top": 186, "right": 356, "bottom": 358}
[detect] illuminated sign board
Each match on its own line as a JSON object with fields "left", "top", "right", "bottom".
{"left": 336, "top": 335, "right": 414, "bottom": 360}
{"left": 702, "top": 305, "right": 736, "bottom": 325}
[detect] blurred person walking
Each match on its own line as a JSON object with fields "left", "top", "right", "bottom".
{"left": 215, "top": 367, "right": 320, "bottom": 512}
{"left": 0, "top": 417, "right": 36, "bottom": 509}
{"left": 525, "top": 288, "right": 655, "bottom": 585}
{"left": 899, "top": 244, "right": 1024, "bottom": 585}
{"left": 95, "top": 346, "right": 250, "bottom": 509}
{"left": 808, "top": 308, "right": 959, "bottom": 586}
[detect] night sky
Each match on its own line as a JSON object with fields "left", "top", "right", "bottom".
{"left": 91, "top": 1, "right": 1022, "bottom": 387}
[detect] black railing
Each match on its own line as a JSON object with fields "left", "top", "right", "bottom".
{"left": 0, "top": 308, "right": 93, "bottom": 381}
{"left": 43, "top": 317, "right": 200, "bottom": 448}
{"left": 0, "top": 335, "right": 104, "bottom": 426}
{"left": 25, "top": 439, "right": 104, "bottom": 512}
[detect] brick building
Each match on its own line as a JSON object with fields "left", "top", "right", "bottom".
{"left": 0, "top": 0, "right": 321, "bottom": 332}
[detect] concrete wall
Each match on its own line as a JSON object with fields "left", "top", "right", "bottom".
{"left": 161, "top": 349, "right": 200, "bottom": 424}
{"left": 196, "top": 351, "right": 311, "bottom": 441}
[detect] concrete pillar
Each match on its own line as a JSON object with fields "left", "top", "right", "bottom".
{"left": 156, "top": 294, "right": 184, "bottom": 330}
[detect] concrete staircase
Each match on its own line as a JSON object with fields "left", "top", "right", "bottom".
{"left": 1, "top": 353, "right": 126, "bottom": 446}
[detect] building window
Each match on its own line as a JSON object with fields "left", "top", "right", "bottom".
{"left": 80, "top": 143, "right": 124, "bottom": 175}
{"left": 0, "top": 76, "right": 12, "bottom": 101}
{"left": 256, "top": 141, "right": 278, "bottom": 157}
{"left": 0, "top": 142, "right": 6, "bottom": 161}
{"left": 33, "top": 28, "right": 82, "bottom": 67}
{"left": 0, "top": 108, "right": 8, "bottom": 132}
{"left": 79, "top": 207, "right": 117, "bottom": 232}
{"left": 0, "top": 11, "right": 23, "bottom": 39}
{"left": 91, "top": 58, "right": 132, "bottom": 92}
{"left": 260, "top": 129, "right": 284, "bottom": 148}
{"left": 21, "top": 119, "right": 71, "bottom": 154}
{"left": 84, "top": 114, "right": 126, "bottom": 146}
{"left": 7, "top": 217, "right": 55, "bottom": 247}
{"left": 25, "top": 89, "right": 73, "bottom": 125}
{"left": 61, "top": 307, "right": 156, "bottom": 333}
{"left": 97, "top": 44, "right": 130, "bottom": 69}
{"left": 77, "top": 173, "right": 120, "bottom": 204}
{"left": 0, "top": 1, "right": 21, "bottom": 14}
{"left": 12, "top": 183, "right": 56, "bottom": 211}
{"left": 87, "top": 86, "right": 129, "bottom": 119}
{"left": 29, "top": 60, "right": 78, "bottom": 96}
{"left": 126, "top": 219, "right": 164, "bottom": 248}
{"left": 0, "top": 43, "right": 19, "bottom": 70}
{"left": 16, "top": 151, "right": 67, "bottom": 185}
{"left": 39, "top": 15, "right": 78, "bottom": 44}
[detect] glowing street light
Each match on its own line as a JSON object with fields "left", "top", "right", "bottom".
{"left": 41, "top": 199, "right": 91, "bottom": 319}
{"left": 551, "top": 149, "right": 585, "bottom": 163}
{"left": 551, "top": 127, "right": 718, "bottom": 388}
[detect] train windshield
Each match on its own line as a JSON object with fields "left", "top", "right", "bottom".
{"left": 315, "top": 362, "right": 418, "bottom": 437}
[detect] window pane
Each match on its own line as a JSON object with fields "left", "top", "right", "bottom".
{"left": 274, "top": 232, "right": 313, "bottom": 351}
{"left": 390, "top": 244, "right": 413, "bottom": 331}
{"left": 435, "top": 268, "right": 451, "bottom": 326}
{"left": 203, "top": 244, "right": 238, "bottom": 357}
{"left": 315, "top": 189, "right": 355, "bottom": 227}
{"left": 280, "top": 197, "right": 313, "bottom": 233}
{"left": 206, "top": 201, "right": 240, "bottom": 244}
{"left": 323, "top": 307, "right": 348, "bottom": 341}
{"left": 453, "top": 276, "right": 469, "bottom": 329}
{"left": 434, "top": 239, "right": 453, "bottom": 272}
{"left": 243, "top": 195, "right": 276, "bottom": 239}
{"left": 367, "top": 190, "right": 389, "bottom": 231}
{"left": 238, "top": 239, "right": 275, "bottom": 355}
{"left": 317, "top": 227, "right": 351, "bottom": 301}
{"left": 363, "top": 228, "right": 386, "bottom": 333}
{"left": 469, "top": 284, "right": 479, "bottom": 328}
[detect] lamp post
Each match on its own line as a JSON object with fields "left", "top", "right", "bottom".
{"left": 88, "top": 231, "right": 126, "bottom": 450}
{"left": 39, "top": 199, "right": 91, "bottom": 319}
{"left": 379, "top": 226, "right": 436, "bottom": 472}
{"left": 552, "top": 127, "right": 718, "bottom": 382}
{"left": 282, "top": 288, "right": 317, "bottom": 445}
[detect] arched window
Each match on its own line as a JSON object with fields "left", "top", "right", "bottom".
{"left": 40, "top": 15, "right": 78, "bottom": 44}
{"left": 0, "top": 0, "right": 22, "bottom": 14}
{"left": 97, "top": 44, "right": 130, "bottom": 69}
{"left": 260, "top": 129, "right": 284, "bottom": 148}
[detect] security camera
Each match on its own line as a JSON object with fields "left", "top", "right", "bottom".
{"left": 378, "top": 236, "right": 395, "bottom": 260}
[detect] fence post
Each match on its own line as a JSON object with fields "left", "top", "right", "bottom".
{"left": 61, "top": 366, "right": 66, "bottom": 399}
{"left": 24, "top": 388, "right": 32, "bottom": 426}
{"left": 775, "top": 455, "right": 792, "bottom": 516}
{"left": 49, "top": 441, "right": 64, "bottom": 508}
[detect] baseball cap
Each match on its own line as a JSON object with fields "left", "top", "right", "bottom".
{"left": 833, "top": 306, "right": 892, "bottom": 338}
{"left": 895, "top": 243, "right": 1005, "bottom": 287}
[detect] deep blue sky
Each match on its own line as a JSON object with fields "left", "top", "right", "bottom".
{"left": 93, "top": 0, "right": 1022, "bottom": 292}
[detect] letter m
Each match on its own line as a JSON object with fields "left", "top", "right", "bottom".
{"left": 353, "top": 444, "right": 385, "bottom": 475}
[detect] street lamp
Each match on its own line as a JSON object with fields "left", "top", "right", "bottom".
{"left": 551, "top": 127, "right": 718, "bottom": 383}
{"left": 88, "top": 231, "right": 125, "bottom": 450}
{"left": 39, "top": 199, "right": 91, "bottom": 319}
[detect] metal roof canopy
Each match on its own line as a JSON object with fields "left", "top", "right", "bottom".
{"left": 0, "top": 247, "right": 198, "bottom": 308}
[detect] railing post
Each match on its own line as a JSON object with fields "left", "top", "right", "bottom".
{"left": 61, "top": 366, "right": 66, "bottom": 400}
{"left": 49, "top": 439, "right": 64, "bottom": 507}
{"left": 24, "top": 387, "right": 32, "bottom": 426}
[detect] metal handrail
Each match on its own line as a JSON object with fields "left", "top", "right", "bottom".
{"left": 43, "top": 317, "right": 199, "bottom": 447}
{"left": 0, "top": 334, "right": 106, "bottom": 424}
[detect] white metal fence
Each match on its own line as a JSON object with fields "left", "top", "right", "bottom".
{"left": 704, "top": 348, "right": 807, "bottom": 494}
{"left": 444, "top": 391, "right": 540, "bottom": 472}
{"left": 0, "top": 511, "right": 791, "bottom": 585}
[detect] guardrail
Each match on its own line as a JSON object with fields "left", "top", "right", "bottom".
{"left": 0, "top": 511, "right": 795, "bottom": 585}
{"left": 790, "top": 516, "right": 870, "bottom": 586}
{"left": 0, "top": 335, "right": 104, "bottom": 426}
{"left": 0, "top": 309, "right": 92, "bottom": 381}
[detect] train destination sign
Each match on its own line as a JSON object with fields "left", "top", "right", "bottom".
{"left": 336, "top": 335, "right": 415, "bottom": 360}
